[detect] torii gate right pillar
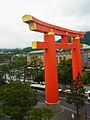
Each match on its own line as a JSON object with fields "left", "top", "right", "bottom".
{"left": 72, "top": 36, "right": 83, "bottom": 85}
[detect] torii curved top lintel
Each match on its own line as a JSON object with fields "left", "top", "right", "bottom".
{"left": 22, "top": 15, "right": 85, "bottom": 38}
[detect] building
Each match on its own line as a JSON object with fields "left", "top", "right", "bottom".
{"left": 81, "top": 44, "right": 90, "bottom": 68}
{"left": 27, "top": 44, "right": 90, "bottom": 68}
{"left": 27, "top": 50, "right": 44, "bottom": 65}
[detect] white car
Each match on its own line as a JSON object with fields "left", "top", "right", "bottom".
{"left": 85, "top": 90, "right": 90, "bottom": 101}
{"left": 64, "top": 89, "right": 71, "bottom": 94}
{"left": 58, "top": 89, "right": 62, "bottom": 93}
{"left": 87, "top": 91, "right": 90, "bottom": 101}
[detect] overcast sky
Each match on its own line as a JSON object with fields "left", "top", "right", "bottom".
{"left": 0, "top": 0, "right": 90, "bottom": 48}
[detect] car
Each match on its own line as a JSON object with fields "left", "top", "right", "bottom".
{"left": 85, "top": 90, "right": 90, "bottom": 101}
{"left": 64, "top": 89, "right": 71, "bottom": 94}
{"left": 58, "top": 89, "right": 62, "bottom": 93}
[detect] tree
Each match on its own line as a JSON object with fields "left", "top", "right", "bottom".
{"left": 66, "top": 73, "right": 85, "bottom": 119}
{"left": 0, "top": 71, "right": 6, "bottom": 86}
{"left": 12, "top": 56, "right": 27, "bottom": 69}
{"left": 0, "top": 64, "right": 9, "bottom": 80}
{"left": 0, "top": 53, "right": 11, "bottom": 64}
{"left": 82, "top": 71, "right": 90, "bottom": 84}
{"left": 0, "top": 81, "right": 38, "bottom": 120}
{"left": 25, "top": 108, "right": 53, "bottom": 120}
{"left": 58, "top": 59, "right": 72, "bottom": 85}
{"left": 10, "top": 56, "right": 27, "bottom": 81}
{"left": 29, "top": 56, "right": 44, "bottom": 81}
{"left": 0, "top": 64, "right": 9, "bottom": 86}
{"left": 34, "top": 70, "right": 44, "bottom": 84}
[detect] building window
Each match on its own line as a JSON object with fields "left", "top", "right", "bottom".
{"left": 56, "top": 57, "right": 58, "bottom": 63}
{"left": 88, "top": 56, "right": 90, "bottom": 62}
{"left": 63, "top": 56, "right": 66, "bottom": 60}
{"left": 59, "top": 57, "right": 62, "bottom": 63}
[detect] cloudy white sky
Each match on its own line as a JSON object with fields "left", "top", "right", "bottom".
{"left": 0, "top": 0, "right": 90, "bottom": 48}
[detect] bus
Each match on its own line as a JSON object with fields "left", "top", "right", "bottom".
{"left": 30, "top": 84, "right": 62, "bottom": 93}
{"left": 30, "top": 84, "right": 45, "bottom": 93}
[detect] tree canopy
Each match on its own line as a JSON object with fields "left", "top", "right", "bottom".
{"left": 58, "top": 59, "right": 72, "bottom": 84}
{"left": 66, "top": 73, "right": 85, "bottom": 118}
{"left": 25, "top": 108, "right": 53, "bottom": 120}
{"left": 0, "top": 81, "right": 38, "bottom": 120}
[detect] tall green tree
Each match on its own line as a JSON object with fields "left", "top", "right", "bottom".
{"left": 58, "top": 59, "right": 72, "bottom": 85}
{"left": 66, "top": 73, "right": 85, "bottom": 118}
{"left": 0, "top": 81, "right": 38, "bottom": 120}
{"left": 30, "top": 56, "right": 44, "bottom": 81}
{"left": 0, "top": 64, "right": 9, "bottom": 80}
{"left": 82, "top": 71, "right": 90, "bottom": 84}
{"left": 11, "top": 56, "right": 27, "bottom": 81}
{"left": 12, "top": 56, "right": 27, "bottom": 69}
{"left": 0, "top": 64, "right": 9, "bottom": 86}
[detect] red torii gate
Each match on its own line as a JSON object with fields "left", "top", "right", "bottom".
{"left": 22, "top": 15, "right": 85, "bottom": 110}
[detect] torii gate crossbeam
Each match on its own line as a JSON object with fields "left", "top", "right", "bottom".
{"left": 22, "top": 15, "right": 85, "bottom": 112}
{"left": 22, "top": 15, "right": 84, "bottom": 38}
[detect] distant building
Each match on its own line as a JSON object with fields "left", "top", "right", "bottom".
{"left": 81, "top": 44, "right": 90, "bottom": 68}
{"left": 27, "top": 44, "right": 90, "bottom": 68}
{"left": 27, "top": 50, "right": 44, "bottom": 65}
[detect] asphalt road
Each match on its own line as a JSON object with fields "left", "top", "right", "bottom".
{"left": 37, "top": 91, "right": 90, "bottom": 119}
{"left": 60, "top": 96, "right": 90, "bottom": 118}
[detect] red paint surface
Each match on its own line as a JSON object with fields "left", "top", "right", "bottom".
{"left": 44, "top": 34, "right": 60, "bottom": 103}
{"left": 23, "top": 15, "right": 85, "bottom": 104}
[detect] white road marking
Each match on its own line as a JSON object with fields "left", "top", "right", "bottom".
{"left": 85, "top": 101, "right": 90, "bottom": 105}
{"left": 61, "top": 106, "right": 76, "bottom": 113}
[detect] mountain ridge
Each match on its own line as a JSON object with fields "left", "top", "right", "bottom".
{"left": 57, "top": 31, "right": 90, "bottom": 45}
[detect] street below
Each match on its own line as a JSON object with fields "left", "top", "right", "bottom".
{"left": 37, "top": 91, "right": 90, "bottom": 119}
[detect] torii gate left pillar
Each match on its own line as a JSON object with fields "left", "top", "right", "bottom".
{"left": 44, "top": 32, "right": 60, "bottom": 107}
{"left": 32, "top": 32, "right": 60, "bottom": 111}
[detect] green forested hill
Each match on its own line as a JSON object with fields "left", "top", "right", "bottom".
{"left": 56, "top": 31, "right": 90, "bottom": 45}
{"left": 80, "top": 31, "right": 90, "bottom": 45}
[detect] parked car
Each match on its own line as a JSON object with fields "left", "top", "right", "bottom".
{"left": 85, "top": 90, "right": 90, "bottom": 101}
